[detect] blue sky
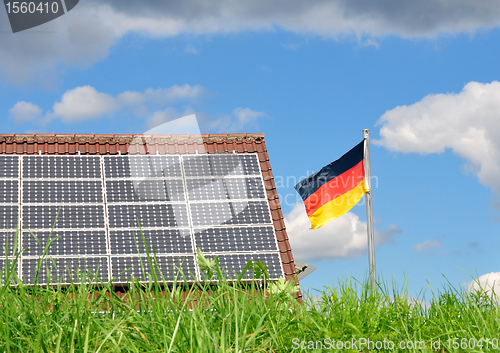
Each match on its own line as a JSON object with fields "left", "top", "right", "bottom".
{"left": 2, "top": 1, "right": 500, "bottom": 297}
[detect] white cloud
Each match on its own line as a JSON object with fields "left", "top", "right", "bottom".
{"left": 469, "top": 272, "right": 500, "bottom": 298}
{"left": 4, "top": 1, "right": 500, "bottom": 83}
{"left": 285, "top": 203, "right": 400, "bottom": 261}
{"left": 375, "top": 81, "right": 500, "bottom": 197}
{"left": 230, "top": 108, "right": 268, "bottom": 131}
{"left": 9, "top": 84, "right": 203, "bottom": 124}
{"left": 52, "top": 86, "right": 118, "bottom": 122}
{"left": 8, "top": 102, "right": 43, "bottom": 122}
{"left": 166, "top": 107, "right": 268, "bottom": 133}
{"left": 117, "top": 85, "right": 204, "bottom": 106}
{"left": 9, "top": 85, "right": 265, "bottom": 134}
{"left": 413, "top": 239, "right": 441, "bottom": 252}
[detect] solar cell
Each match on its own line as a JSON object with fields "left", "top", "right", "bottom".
{"left": 111, "top": 255, "right": 196, "bottom": 282}
{"left": 0, "top": 155, "right": 19, "bottom": 178}
{"left": 22, "top": 230, "right": 107, "bottom": 256}
{"left": 106, "top": 179, "right": 185, "bottom": 202}
{"left": 0, "top": 260, "right": 18, "bottom": 283}
{"left": 107, "top": 204, "right": 189, "bottom": 228}
{"left": 194, "top": 226, "right": 276, "bottom": 252}
{"left": 204, "top": 253, "right": 283, "bottom": 280}
{"left": 0, "top": 205, "right": 19, "bottom": 230}
{"left": 186, "top": 177, "right": 265, "bottom": 201}
{"left": 22, "top": 205, "right": 105, "bottom": 229}
{"left": 22, "top": 156, "right": 101, "bottom": 178}
{"left": 0, "top": 231, "right": 16, "bottom": 257}
{"left": 22, "top": 180, "right": 103, "bottom": 203}
{"left": 109, "top": 229, "right": 192, "bottom": 255}
{"left": 104, "top": 155, "right": 182, "bottom": 178}
{"left": 189, "top": 201, "right": 271, "bottom": 226}
{"left": 0, "top": 180, "right": 19, "bottom": 203}
{"left": 22, "top": 257, "right": 109, "bottom": 285}
{"left": 183, "top": 155, "right": 261, "bottom": 177}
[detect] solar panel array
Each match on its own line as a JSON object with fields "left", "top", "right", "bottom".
{"left": 0, "top": 154, "right": 284, "bottom": 285}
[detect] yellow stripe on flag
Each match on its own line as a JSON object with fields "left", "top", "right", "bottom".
{"left": 308, "top": 179, "right": 367, "bottom": 229}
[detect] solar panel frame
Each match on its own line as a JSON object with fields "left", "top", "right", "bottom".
{"left": 181, "top": 153, "right": 284, "bottom": 282}
{"left": 103, "top": 154, "right": 201, "bottom": 282}
{"left": 0, "top": 156, "right": 21, "bottom": 278}
{"left": 16, "top": 155, "right": 107, "bottom": 283}
{"left": 2, "top": 152, "right": 285, "bottom": 285}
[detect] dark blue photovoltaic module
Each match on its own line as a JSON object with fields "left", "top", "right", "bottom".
{"left": 0, "top": 155, "right": 19, "bottom": 178}
{"left": 23, "top": 156, "right": 101, "bottom": 178}
{"left": 0, "top": 180, "right": 18, "bottom": 203}
{"left": 23, "top": 180, "right": 103, "bottom": 203}
{"left": 104, "top": 155, "right": 182, "bottom": 178}
{"left": 183, "top": 155, "right": 260, "bottom": 177}
{"left": 22, "top": 205, "right": 106, "bottom": 229}
{"left": 0, "top": 153, "right": 284, "bottom": 285}
{"left": 189, "top": 201, "right": 271, "bottom": 226}
{"left": 205, "top": 253, "right": 283, "bottom": 280}
{"left": 22, "top": 257, "right": 109, "bottom": 284}
{"left": 109, "top": 229, "right": 192, "bottom": 255}
{"left": 22, "top": 230, "right": 107, "bottom": 256}
{"left": 105, "top": 179, "right": 185, "bottom": 202}
{"left": 194, "top": 226, "right": 276, "bottom": 252}
{"left": 186, "top": 177, "right": 265, "bottom": 201}
{"left": 110, "top": 256, "right": 196, "bottom": 282}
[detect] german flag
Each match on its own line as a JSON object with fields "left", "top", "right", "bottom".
{"left": 294, "top": 141, "right": 367, "bottom": 229}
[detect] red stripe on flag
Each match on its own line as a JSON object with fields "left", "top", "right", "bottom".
{"left": 304, "top": 160, "right": 365, "bottom": 217}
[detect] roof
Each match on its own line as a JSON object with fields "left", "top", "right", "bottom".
{"left": 0, "top": 133, "right": 298, "bottom": 286}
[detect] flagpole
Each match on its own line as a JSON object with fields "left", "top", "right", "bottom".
{"left": 363, "top": 129, "right": 377, "bottom": 293}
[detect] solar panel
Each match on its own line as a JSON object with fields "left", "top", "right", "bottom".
{"left": 0, "top": 153, "right": 284, "bottom": 285}
{"left": 0, "top": 156, "right": 20, "bottom": 269}
{"left": 22, "top": 180, "right": 103, "bottom": 203}
{"left": 109, "top": 229, "right": 192, "bottom": 255}
{"left": 205, "top": 253, "right": 283, "bottom": 280}
{"left": 0, "top": 155, "right": 19, "bottom": 178}
{"left": 107, "top": 204, "right": 189, "bottom": 228}
{"left": 0, "top": 233, "right": 16, "bottom": 257}
{"left": 22, "top": 205, "right": 106, "bottom": 229}
{"left": 189, "top": 201, "right": 271, "bottom": 226}
{"left": 183, "top": 155, "right": 261, "bottom": 177}
{"left": 22, "top": 257, "right": 109, "bottom": 284}
{"left": 0, "top": 180, "right": 19, "bottom": 203}
{"left": 22, "top": 230, "right": 107, "bottom": 256}
{"left": 23, "top": 155, "right": 101, "bottom": 178}
{"left": 104, "top": 155, "right": 182, "bottom": 178}
{"left": 186, "top": 177, "right": 265, "bottom": 201}
{"left": 110, "top": 255, "right": 196, "bottom": 282}
{"left": 194, "top": 226, "right": 277, "bottom": 252}
{"left": 0, "top": 206, "right": 19, "bottom": 230}
{"left": 106, "top": 180, "right": 185, "bottom": 202}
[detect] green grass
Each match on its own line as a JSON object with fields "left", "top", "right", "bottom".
{"left": 1, "top": 228, "right": 499, "bottom": 351}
